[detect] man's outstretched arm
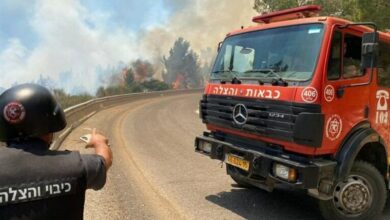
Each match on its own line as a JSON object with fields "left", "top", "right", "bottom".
{"left": 87, "top": 128, "right": 113, "bottom": 170}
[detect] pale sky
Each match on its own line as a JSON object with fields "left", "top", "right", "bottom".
{"left": 0, "top": 0, "right": 256, "bottom": 94}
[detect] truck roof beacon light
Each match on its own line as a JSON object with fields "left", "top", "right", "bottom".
{"left": 252, "top": 5, "right": 321, "bottom": 24}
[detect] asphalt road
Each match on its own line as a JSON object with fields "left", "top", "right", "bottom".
{"left": 61, "top": 92, "right": 390, "bottom": 220}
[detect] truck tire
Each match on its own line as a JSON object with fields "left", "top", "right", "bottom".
{"left": 226, "top": 164, "right": 253, "bottom": 188}
{"left": 319, "top": 161, "right": 387, "bottom": 220}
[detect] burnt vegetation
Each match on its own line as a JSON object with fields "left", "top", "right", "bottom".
{"left": 96, "top": 37, "right": 206, "bottom": 97}
{"left": 44, "top": 37, "right": 209, "bottom": 108}
{"left": 96, "top": 59, "right": 171, "bottom": 97}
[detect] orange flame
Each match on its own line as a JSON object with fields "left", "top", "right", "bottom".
{"left": 172, "top": 74, "right": 184, "bottom": 89}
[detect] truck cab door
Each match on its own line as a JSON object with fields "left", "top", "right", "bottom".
{"left": 322, "top": 30, "right": 371, "bottom": 152}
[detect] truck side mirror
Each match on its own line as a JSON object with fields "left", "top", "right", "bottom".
{"left": 361, "top": 32, "right": 378, "bottom": 69}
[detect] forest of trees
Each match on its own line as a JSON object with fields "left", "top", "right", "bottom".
{"left": 96, "top": 37, "right": 205, "bottom": 98}
{"left": 95, "top": 59, "right": 171, "bottom": 97}
{"left": 253, "top": 0, "right": 390, "bottom": 30}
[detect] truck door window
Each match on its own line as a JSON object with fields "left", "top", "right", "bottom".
{"left": 377, "top": 42, "right": 390, "bottom": 87}
{"left": 342, "top": 34, "right": 363, "bottom": 78}
{"left": 327, "top": 31, "right": 342, "bottom": 80}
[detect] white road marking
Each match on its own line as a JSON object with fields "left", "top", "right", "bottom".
{"left": 195, "top": 109, "right": 199, "bottom": 115}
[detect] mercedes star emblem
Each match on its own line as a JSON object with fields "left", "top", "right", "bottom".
{"left": 233, "top": 104, "right": 248, "bottom": 125}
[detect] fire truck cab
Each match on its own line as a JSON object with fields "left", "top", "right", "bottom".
{"left": 195, "top": 5, "right": 389, "bottom": 220}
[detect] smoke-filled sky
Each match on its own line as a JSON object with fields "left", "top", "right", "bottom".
{"left": 0, "top": 0, "right": 256, "bottom": 94}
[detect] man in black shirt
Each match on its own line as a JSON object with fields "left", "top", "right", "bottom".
{"left": 0, "top": 83, "right": 112, "bottom": 220}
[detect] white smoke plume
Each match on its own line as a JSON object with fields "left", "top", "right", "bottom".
{"left": 140, "top": 0, "right": 257, "bottom": 63}
{"left": 0, "top": 0, "right": 257, "bottom": 94}
{"left": 0, "top": 0, "right": 138, "bottom": 94}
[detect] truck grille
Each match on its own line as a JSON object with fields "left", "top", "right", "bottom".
{"left": 200, "top": 95, "right": 322, "bottom": 146}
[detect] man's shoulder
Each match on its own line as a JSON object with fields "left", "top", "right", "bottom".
{"left": 0, "top": 146, "right": 87, "bottom": 192}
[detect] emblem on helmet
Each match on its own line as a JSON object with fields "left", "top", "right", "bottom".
{"left": 3, "top": 102, "right": 26, "bottom": 124}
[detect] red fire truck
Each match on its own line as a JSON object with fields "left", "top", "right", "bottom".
{"left": 195, "top": 5, "right": 389, "bottom": 220}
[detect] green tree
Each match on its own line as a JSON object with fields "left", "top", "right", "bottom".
{"left": 253, "top": 0, "right": 390, "bottom": 30}
{"left": 96, "top": 86, "right": 106, "bottom": 97}
{"left": 141, "top": 79, "right": 171, "bottom": 91}
{"left": 353, "top": 1, "right": 390, "bottom": 30}
{"left": 163, "top": 37, "right": 203, "bottom": 89}
{"left": 124, "top": 68, "right": 135, "bottom": 87}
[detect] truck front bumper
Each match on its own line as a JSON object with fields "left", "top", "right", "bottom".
{"left": 195, "top": 133, "right": 336, "bottom": 191}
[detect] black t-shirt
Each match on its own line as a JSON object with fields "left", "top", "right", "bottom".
{"left": 0, "top": 139, "right": 107, "bottom": 219}
{"left": 4, "top": 139, "right": 107, "bottom": 190}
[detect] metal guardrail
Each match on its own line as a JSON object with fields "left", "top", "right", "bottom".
{"left": 50, "top": 89, "right": 203, "bottom": 150}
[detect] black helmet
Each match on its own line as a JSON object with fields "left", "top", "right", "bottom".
{"left": 0, "top": 83, "right": 66, "bottom": 141}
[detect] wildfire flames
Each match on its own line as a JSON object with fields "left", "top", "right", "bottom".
{"left": 172, "top": 74, "right": 184, "bottom": 89}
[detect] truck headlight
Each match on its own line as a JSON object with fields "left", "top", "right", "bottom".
{"left": 199, "top": 141, "right": 212, "bottom": 153}
{"left": 273, "top": 163, "right": 297, "bottom": 182}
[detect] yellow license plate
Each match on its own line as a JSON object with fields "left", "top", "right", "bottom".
{"left": 226, "top": 154, "right": 250, "bottom": 171}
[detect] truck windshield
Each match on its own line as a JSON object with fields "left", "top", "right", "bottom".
{"left": 211, "top": 24, "right": 324, "bottom": 82}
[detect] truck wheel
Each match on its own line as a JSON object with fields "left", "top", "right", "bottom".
{"left": 319, "top": 161, "right": 387, "bottom": 220}
{"left": 226, "top": 164, "right": 253, "bottom": 188}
